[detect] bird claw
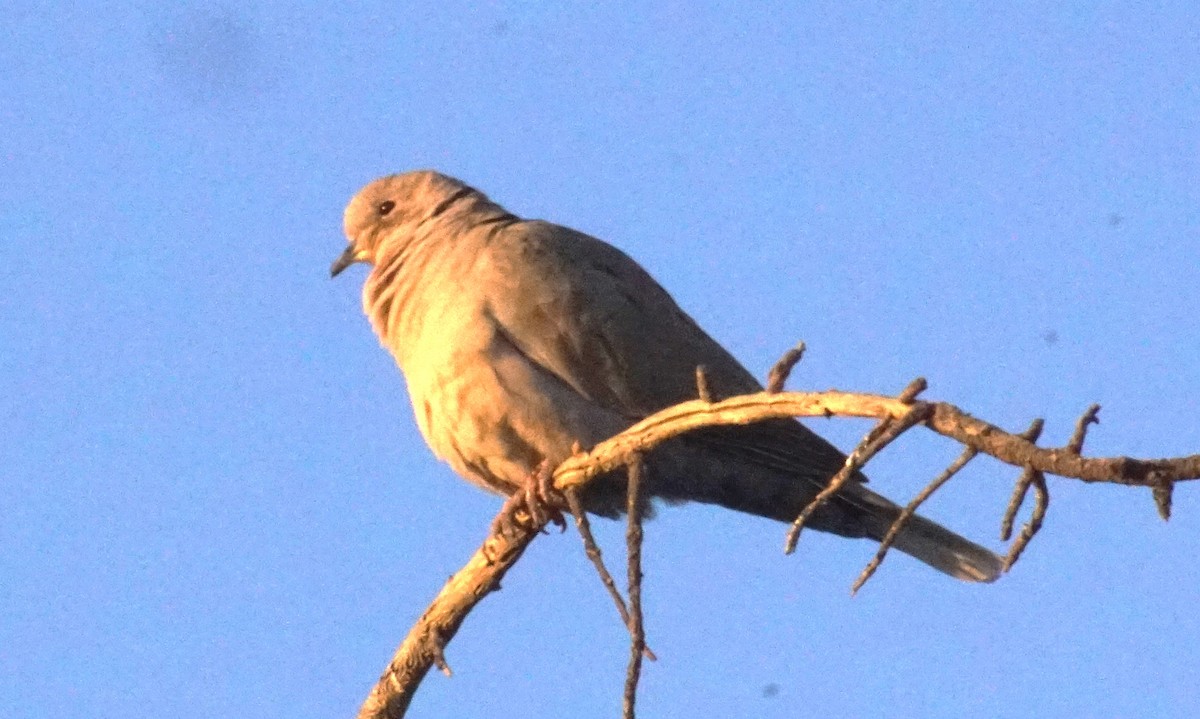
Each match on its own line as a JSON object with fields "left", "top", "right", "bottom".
{"left": 490, "top": 460, "right": 567, "bottom": 538}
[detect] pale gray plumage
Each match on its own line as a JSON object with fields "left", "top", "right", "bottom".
{"left": 332, "top": 170, "right": 1002, "bottom": 583}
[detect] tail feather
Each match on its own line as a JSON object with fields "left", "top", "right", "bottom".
{"left": 844, "top": 484, "right": 1003, "bottom": 583}
{"left": 882, "top": 511, "right": 1002, "bottom": 582}
{"left": 645, "top": 435, "right": 1003, "bottom": 583}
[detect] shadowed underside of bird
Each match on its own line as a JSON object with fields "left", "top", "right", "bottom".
{"left": 332, "top": 169, "right": 1003, "bottom": 583}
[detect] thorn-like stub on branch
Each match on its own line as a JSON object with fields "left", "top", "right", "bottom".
{"left": 1022, "top": 418, "right": 1046, "bottom": 443}
{"left": 1067, "top": 404, "right": 1102, "bottom": 454}
{"left": 427, "top": 629, "right": 453, "bottom": 677}
{"left": 695, "top": 365, "right": 713, "bottom": 403}
{"left": 766, "top": 342, "right": 806, "bottom": 393}
{"left": 898, "top": 377, "right": 928, "bottom": 403}
{"left": 1151, "top": 475, "right": 1174, "bottom": 521}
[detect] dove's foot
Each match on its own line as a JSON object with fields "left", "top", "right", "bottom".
{"left": 491, "top": 460, "right": 568, "bottom": 538}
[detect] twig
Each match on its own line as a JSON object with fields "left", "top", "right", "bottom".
{"left": 1003, "top": 472, "right": 1049, "bottom": 571}
{"left": 1152, "top": 474, "right": 1174, "bottom": 521}
{"left": 1067, "top": 404, "right": 1101, "bottom": 454}
{"left": 766, "top": 342, "right": 806, "bottom": 393}
{"left": 564, "top": 489, "right": 631, "bottom": 624}
{"left": 623, "top": 454, "right": 647, "bottom": 719}
{"left": 695, "top": 365, "right": 712, "bottom": 403}
{"left": 564, "top": 488, "right": 657, "bottom": 661}
{"left": 1000, "top": 419, "right": 1046, "bottom": 541}
{"left": 897, "top": 377, "right": 929, "bottom": 403}
{"left": 784, "top": 381, "right": 932, "bottom": 554}
{"left": 851, "top": 446, "right": 979, "bottom": 594}
{"left": 429, "top": 632, "right": 452, "bottom": 677}
{"left": 1001, "top": 409, "right": 1098, "bottom": 571}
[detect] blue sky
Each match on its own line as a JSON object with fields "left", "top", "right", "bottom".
{"left": 3, "top": 2, "right": 1199, "bottom": 717}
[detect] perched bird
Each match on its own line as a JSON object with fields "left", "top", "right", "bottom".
{"left": 332, "top": 170, "right": 1001, "bottom": 582}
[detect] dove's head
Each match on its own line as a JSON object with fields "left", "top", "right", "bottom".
{"left": 331, "top": 170, "right": 478, "bottom": 277}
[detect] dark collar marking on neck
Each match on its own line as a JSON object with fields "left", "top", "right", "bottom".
{"left": 425, "top": 186, "right": 476, "bottom": 222}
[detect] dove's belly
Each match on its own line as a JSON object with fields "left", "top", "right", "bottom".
{"left": 403, "top": 314, "right": 628, "bottom": 497}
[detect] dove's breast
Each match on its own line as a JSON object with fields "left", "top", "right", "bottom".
{"left": 363, "top": 228, "right": 627, "bottom": 497}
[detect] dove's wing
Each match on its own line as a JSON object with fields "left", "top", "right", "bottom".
{"left": 477, "top": 220, "right": 855, "bottom": 486}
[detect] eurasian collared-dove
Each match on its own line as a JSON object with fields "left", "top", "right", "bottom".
{"left": 332, "top": 170, "right": 1001, "bottom": 582}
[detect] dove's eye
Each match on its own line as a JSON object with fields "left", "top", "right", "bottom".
{"left": 377, "top": 200, "right": 396, "bottom": 216}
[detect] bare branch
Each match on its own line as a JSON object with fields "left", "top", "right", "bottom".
{"left": 358, "top": 384, "right": 1200, "bottom": 717}
{"left": 552, "top": 391, "right": 1200, "bottom": 490}
{"left": 355, "top": 528, "right": 538, "bottom": 719}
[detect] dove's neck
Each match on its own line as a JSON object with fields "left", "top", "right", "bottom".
{"left": 362, "top": 198, "right": 518, "bottom": 368}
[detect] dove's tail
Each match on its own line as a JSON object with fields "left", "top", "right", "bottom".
{"left": 835, "top": 483, "right": 1003, "bottom": 583}
{"left": 743, "top": 480, "right": 1003, "bottom": 583}
{"left": 626, "top": 430, "right": 1004, "bottom": 583}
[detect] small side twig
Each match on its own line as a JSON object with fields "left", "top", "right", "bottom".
{"left": 1003, "top": 405, "right": 1095, "bottom": 571}
{"left": 624, "top": 454, "right": 647, "bottom": 719}
{"left": 766, "top": 342, "right": 806, "bottom": 393}
{"left": 564, "top": 488, "right": 656, "bottom": 661}
{"left": 1067, "top": 404, "right": 1102, "bottom": 454}
{"left": 429, "top": 631, "right": 452, "bottom": 677}
{"left": 1000, "top": 419, "right": 1046, "bottom": 541}
{"left": 1152, "top": 474, "right": 1174, "bottom": 521}
{"left": 695, "top": 365, "right": 712, "bottom": 403}
{"left": 851, "top": 445, "right": 979, "bottom": 594}
{"left": 785, "top": 379, "right": 931, "bottom": 554}
{"left": 1003, "top": 472, "right": 1049, "bottom": 571}
{"left": 897, "top": 377, "right": 929, "bottom": 403}
{"left": 1001, "top": 418, "right": 1054, "bottom": 570}
{"left": 564, "top": 489, "right": 631, "bottom": 625}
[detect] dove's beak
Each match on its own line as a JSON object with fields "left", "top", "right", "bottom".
{"left": 330, "top": 244, "right": 369, "bottom": 278}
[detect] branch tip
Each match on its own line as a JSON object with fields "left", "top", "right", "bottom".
{"left": 766, "top": 342, "right": 806, "bottom": 393}
{"left": 1152, "top": 476, "right": 1174, "bottom": 521}
{"left": 1067, "top": 404, "right": 1102, "bottom": 454}
{"left": 1021, "top": 418, "right": 1046, "bottom": 443}
{"left": 429, "top": 632, "right": 453, "bottom": 677}
{"left": 898, "top": 377, "right": 928, "bottom": 403}
{"left": 694, "top": 365, "right": 713, "bottom": 403}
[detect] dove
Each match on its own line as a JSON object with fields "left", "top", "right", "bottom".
{"left": 332, "top": 170, "right": 1001, "bottom": 582}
